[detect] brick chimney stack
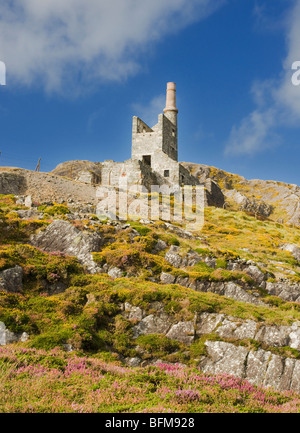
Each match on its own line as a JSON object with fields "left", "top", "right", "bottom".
{"left": 163, "top": 82, "right": 178, "bottom": 126}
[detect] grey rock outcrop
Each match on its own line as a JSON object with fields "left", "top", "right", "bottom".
{"left": 241, "top": 197, "right": 273, "bottom": 218}
{"left": 0, "top": 266, "right": 23, "bottom": 293}
{"left": 281, "top": 243, "right": 300, "bottom": 262}
{"left": 151, "top": 239, "right": 168, "bottom": 253}
{"left": 124, "top": 302, "right": 300, "bottom": 392}
{"left": 133, "top": 313, "right": 172, "bottom": 338}
{"left": 164, "top": 246, "right": 182, "bottom": 268}
{"left": 160, "top": 274, "right": 265, "bottom": 306}
{"left": 199, "top": 341, "right": 300, "bottom": 393}
{"left": 164, "top": 246, "right": 202, "bottom": 268}
{"left": 265, "top": 280, "right": 300, "bottom": 303}
{"left": 182, "top": 163, "right": 299, "bottom": 225}
{"left": 127, "top": 303, "right": 300, "bottom": 350}
{"left": 166, "top": 321, "right": 194, "bottom": 345}
{"left": 162, "top": 223, "right": 194, "bottom": 239}
{"left": 30, "top": 219, "right": 102, "bottom": 273}
{"left": 163, "top": 247, "right": 267, "bottom": 290}
{"left": 16, "top": 209, "right": 44, "bottom": 220}
{"left": 160, "top": 272, "right": 176, "bottom": 285}
{"left": 0, "top": 172, "right": 27, "bottom": 195}
{"left": 123, "top": 302, "right": 144, "bottom": 321}
{"left": 0, "top": 322, "right": 29, "bottom": 345}
{"left": 108, "top": 267, "right": 124, "bottom": 279}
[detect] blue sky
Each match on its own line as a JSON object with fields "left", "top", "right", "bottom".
{"left": 0, "top": 0, "right": 300, "bottom": 185}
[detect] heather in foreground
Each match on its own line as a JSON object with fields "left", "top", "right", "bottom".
{"left": 1, "top": 345, "right": 300, "bottom": 413}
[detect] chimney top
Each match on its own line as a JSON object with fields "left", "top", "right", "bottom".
{"left": 164, "top": 82, "right": 178, "bottom": 114}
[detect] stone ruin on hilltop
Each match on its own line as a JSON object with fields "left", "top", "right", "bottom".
{"left": 77, "top": 82, "right": 200, "bottom": 190}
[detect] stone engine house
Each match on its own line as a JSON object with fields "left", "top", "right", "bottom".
{"left": 98, "top": 82, "right": 199, "bottom": 190}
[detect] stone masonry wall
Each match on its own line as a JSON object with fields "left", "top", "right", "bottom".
{"left": 161, "top": 114, "right": 177, "bottom": 162}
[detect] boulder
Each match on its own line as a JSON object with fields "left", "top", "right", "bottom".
{"left": 164, "top": 245, "right": 182, "bottom": 268}
{"left": 126, "top": 357, "right": 142, "bottom": 367}
{"left": 132, "top": 313, "right": 172, "bottom": 338}
{"left": 123, "top": 303, "right": 144, "bottom": 321}
{"left": 196, "top": 313, "right": 225, "bottom": 335}
{"left": 166, "top": 321, "right": 195, "bottom": 345}
{"left": 108, "top": 267, "right": 124, "bottom": 279}
{"left": 16, "top": 209, "right": 44, "bottom": 220}
{"left": 281, "top": 243, "right": 300, "bottom": 262}
{"left": 0, "top": 266, "right": 23, "bottom": 293}
{"left": 200, "top": 341, "right": 248, "bottom": 378}
{"left": 244, "top": 265, "right": 266, "bottom": 287}
{"left": 265, "top": 280, "right": 300, "bottom": 303}
{"left": 160, "top": 272, "right": 176, "bottom": 285}
{"left": 216, "top": 318, "right": 257, "bottom": 340}
{"left": 152, "top": 239, "right": 168, "bottom": 253}
{"left": 30, "top": 219, "right": 102, "bottom": 273}
{"left": 0, "top": 322, "right": 29, "bottom": 345}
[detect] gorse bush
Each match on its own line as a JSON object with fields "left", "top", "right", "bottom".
{"left": 38, "top": 203, "right": 69, "bottom": 216}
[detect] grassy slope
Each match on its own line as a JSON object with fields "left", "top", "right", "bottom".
{"left": 1, "top": 194, "right": 300, "bottom": 412}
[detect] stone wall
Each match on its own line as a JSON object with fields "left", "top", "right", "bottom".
{"left": 132, "top": 114, "right": 177, "bottom": 163}
{"left": 132, "top": 116, "right": 162, "bottom": 162}
{"left": 161, "top": 114, "right": 177, "bottom": 162}
{"left": 75, "top": 170, "right": 101, "bottom": 184}
{"left": 179, "top": 164, "right": 199, "bottom": 186}
{"left": 100, "top": 159, "right": 160, "bottom": 191}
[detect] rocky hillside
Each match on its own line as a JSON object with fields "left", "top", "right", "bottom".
{"left": 1, "top": 163, "right": 300, "bottom": 412}
{"left": 1, "top": 161, "right": 300, "bottom": 227}
{"left": 182, "top": 162, "right": 300, "bottom": 226}
{"left": 0, "top": 167, "right": 98, "bottom": 208}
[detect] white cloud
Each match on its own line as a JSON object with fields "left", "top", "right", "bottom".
{"left": 225, "top": 108, "right": 280, "bottom": 156}
{"left": 0, "top": 0, "right": 225, "bottom": 94}
{"left": 225, "top": 0, "right": 300, "bottom": 156}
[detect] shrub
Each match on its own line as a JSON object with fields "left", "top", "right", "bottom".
{"left": 39, "top": 203, "right": 69, "bottom": 216}
{"left": 129, "top": 222, "right": 151, "bottom": 236}
{"left": 136, "top": 334, "right": 180, "bottom": 355}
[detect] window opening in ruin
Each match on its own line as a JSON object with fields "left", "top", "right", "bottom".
{"left": 143, "top": 155, "right": 151, "bottom": 166}
{"left": 164, "top": 170, "right": 170, "bottom": 177}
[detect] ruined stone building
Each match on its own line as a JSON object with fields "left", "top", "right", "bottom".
{"left": 94, "top": 82, "right": 199, "bottom": 190}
